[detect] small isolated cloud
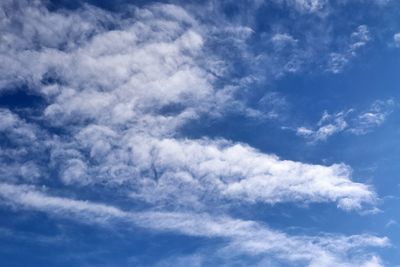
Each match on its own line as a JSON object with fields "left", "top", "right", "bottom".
{"left": 297, "top": 110, "right": 349, "bottom": 141}
{"left": 296, "top": 110, "right": 349, "bottom": 142}
{"left": 385, "top": 219, "right": 398, "bottom": 228}
{"left": 328, "top": 25, "right": 371, "bottom": 73}
{"left": 296, "top": 99, "right": 395, "bottom": 142}
{"left": 350, "top": 25, "right": 371, "bottom": 53}
{"left": 272, "top": 33, "right": 298, "bottom": 49}
{"left": 394, "top": 33, "right": 400, "bottom": 47}
{"left": 350, "top": 99, "right": 395, "bottom": 135}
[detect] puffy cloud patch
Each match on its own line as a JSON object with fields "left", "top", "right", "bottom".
{"left": 125, "top": 137, "right": 375, "bottom": 210}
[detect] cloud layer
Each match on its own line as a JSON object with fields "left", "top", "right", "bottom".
{"left": 0, "top": 183, "right": 388, "bottom": 266}
{"left": 0, "top": 0, "right": 392, "bottom": 266}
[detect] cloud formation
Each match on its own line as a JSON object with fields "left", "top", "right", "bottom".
{"left": 296, "top": 99, "right": 395, "bottom": 142}
{"left": 0, "top": 0, "right": 391, "bottom": 266}
{"left": 327, "top": 25, "right": 371, "bottom": 73}
{"left": 0, "top": 183, "right": 388, "bottom": 266}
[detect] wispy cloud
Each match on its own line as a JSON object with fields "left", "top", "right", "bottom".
{"left": 0, "top": 183, "right": 388, "bottom": 266}
{"left": 327, "top": 25, "right": 371, "bottom": 73}
{"left": 297, "top": 110, "right": 349, "bottom": 141}
{"left": 296, "top": 99, "right": 395, "bottom": 142}
{"left": 0, "top": 0, "right": 378, "bottom": 210}
{"left": 0, "top": 0, "right": 393, "bottom": 265}
{"left": 393, "top": 33, "right": 400, "bottom": 47}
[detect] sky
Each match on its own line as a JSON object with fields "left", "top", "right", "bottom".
{"left": 1, "top": 0, "right": 400, "bottom": 266}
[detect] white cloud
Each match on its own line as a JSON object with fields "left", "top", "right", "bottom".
{"left": 0, "top": 108, "right": 37, "bottom": 142}
{"left": 393, "top": 33, "right": 400, "bottom": 47}
{"left": 296, "top": 99, "right": 395, "bottom": 142}
{"left": 272, "top": 0, "right": 327, "bottom": 13}
{"left": 385, "top": 219, "right": 398, "bottom": 228}
{"left": 0, "top": 109, "right": 46, "bottom": 183}
{"left": 296, "top": 110, "right": 349, "bottom": 141}
{"left": 0, "top": 1, "right": 390, "bottom": 265}
{"left": 350, "top": 99, "right": 395, "bottom": 135}
{"left": 291, "top": 0, "right": 327, "bottom": 13}
{"left": 123, "top": 137, "right": 375, "bottom": 210}
{"left": 0, "top": 1, "right": 376, "bottom": 210}
{"left": 0, "top": 183, "right": 388, "bottom": 266}
{"left": 362, "top": 256, "right": 384, "bottom": 267}
{"left": 327, "top": 53, "right": 350, "bottom": 74}
{"left": 327, "top": 25, "right": 371, "bottom": 73}
{"left": 350, "top": 25, "right": 371, "bottom": 53}
{"left": 272, "top": 33, "right": 298, "bottom": 49}
{"left": 0, "top": 183, "right": 127, "bottom": 222}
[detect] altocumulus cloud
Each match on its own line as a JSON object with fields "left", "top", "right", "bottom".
{"left": 0, "top": 0, "right": 389, "bottom": 266}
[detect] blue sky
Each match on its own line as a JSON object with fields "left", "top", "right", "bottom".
{"left": 1, "top": 0, "right": 400, "bottom": 266}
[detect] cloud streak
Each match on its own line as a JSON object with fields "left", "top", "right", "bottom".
{"left": 0, "top": 183, "right": 388, "bottom": 266}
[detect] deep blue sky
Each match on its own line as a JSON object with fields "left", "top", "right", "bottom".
{"left": 1, "top": 0, "right": 400, "bottom": 266}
